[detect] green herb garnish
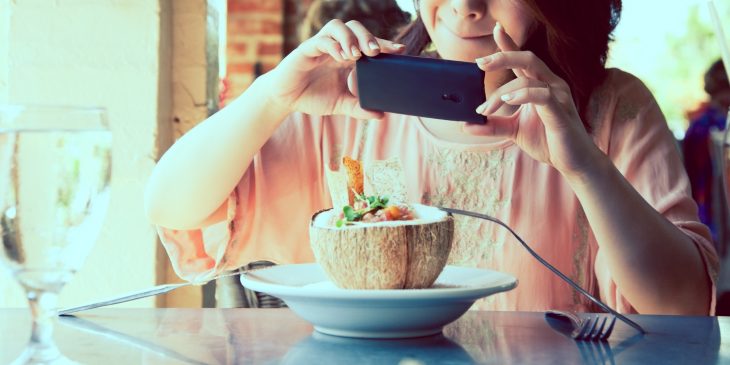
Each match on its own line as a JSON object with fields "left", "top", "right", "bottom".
{"left": 343, "top": 205, "right": 357, "bottom": 221}
{"left": 335, "top": 194, "right": 390, "bottom": 227}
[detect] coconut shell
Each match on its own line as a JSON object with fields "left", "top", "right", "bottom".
{"left": 309, "top": 205, "right": 454, "bottom": 289}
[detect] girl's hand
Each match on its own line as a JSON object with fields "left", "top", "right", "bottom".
{"left": 464, "top": 23, "right": 601, "bottom": 179}
{"left": 262, "top": 19, "right": 405, "bottom": 120}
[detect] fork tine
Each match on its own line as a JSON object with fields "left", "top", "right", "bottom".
{"left": 591, "top": 317, "right": 608, "bottom": 341}
{"left": 574, "top": 319, "right": 591, "bottom": 340}
{"left": 600, "top": 316, "right": 617, "bottom": 341}
{"left": 583, "top": 316, "right": 598, "bottom": 341}
{"left": 578, "top": 317, "right": 598, "bottom": 340}
{"left": 586, "top": 317, "right": 600, "bottom": 340}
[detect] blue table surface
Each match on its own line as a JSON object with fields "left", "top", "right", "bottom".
{"left": 0, "top": 308, "right": 728, "bottom": 364}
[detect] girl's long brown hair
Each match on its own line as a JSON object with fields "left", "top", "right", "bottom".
{"left": 396, "top": 1, "right": 622, "bottom": 130}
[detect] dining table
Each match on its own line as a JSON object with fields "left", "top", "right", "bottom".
{"left": 0, "top": 308, "right": 727, "bottom": 364}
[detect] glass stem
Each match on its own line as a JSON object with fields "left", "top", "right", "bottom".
{"left": 25, "top": 288, "right": 61, "bottom": 360}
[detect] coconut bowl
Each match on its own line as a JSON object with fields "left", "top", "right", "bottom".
{"left": 309, "top": 204, "right": 454, "bottom": 289}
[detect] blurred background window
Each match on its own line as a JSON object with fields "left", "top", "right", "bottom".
{"left": 607, "top": 0, "right": 730, "bottom": 139}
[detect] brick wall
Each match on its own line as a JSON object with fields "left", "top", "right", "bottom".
{"left": 224, "top": 0, "right": 284, "bottom": 105}
{"left": 223, "top": 0, "right": 314, "bottom": 105}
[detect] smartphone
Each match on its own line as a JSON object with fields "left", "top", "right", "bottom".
{"left": 356, "top": 53, "right": 486, "bottom": 124}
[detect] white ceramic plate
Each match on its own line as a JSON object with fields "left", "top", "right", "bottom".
{"left": 240, "top": 263, "right": 517, "bottom": 339}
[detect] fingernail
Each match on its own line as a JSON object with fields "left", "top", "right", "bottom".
{"left": 495, "top": 22, "right": 502, "bottom": 32}
{"left": 340, "top": 50, "right": 348, "bottom": 60}
{"left": 351, "top": 46, "right": 362, "bottom": 58}
{"left": 393, "top": 43, "right": 405, "bottom": 49}
{"left": 501, "top": 93, "right": 513, "bottom": 102}
{"left": 476, "top": 56, "right": 493, "bottom": 64}
{"left": 368, "top": 41, "right": 379, "bottom": 50}
{"left": 476, "top": 103, "right": 487, "bottom": 114}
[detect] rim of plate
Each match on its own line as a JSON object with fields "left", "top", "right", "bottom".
{"left": 239, "top": 263, "right": 517, "bottom": 301}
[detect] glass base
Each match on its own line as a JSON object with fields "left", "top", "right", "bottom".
{"left": 12, "top": 274, "right": 76, "bottom": 365}
{"left": 11, "top": 344, "right": 78, "bottom": 365}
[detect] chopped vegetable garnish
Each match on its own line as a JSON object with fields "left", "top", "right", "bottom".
{"left": 335, "top": 193, "right": 413, "bottom": 227}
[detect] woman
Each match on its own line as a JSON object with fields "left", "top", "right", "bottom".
{"left": 146, "top": 0, "right": 717, "bottom": 314}
{"left": 683, "top": 60, "right": 730, "bottom": 247}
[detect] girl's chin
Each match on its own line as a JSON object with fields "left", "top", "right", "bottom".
{"left": 434, "top": 45, "right": 497, "bottom": 63}
{"left": 438, "top": 50, "right": 488, "bottom": 63}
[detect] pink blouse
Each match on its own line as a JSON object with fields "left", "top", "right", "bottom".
{"left": 157, "top": 69, "right": 718, "bottom": 314}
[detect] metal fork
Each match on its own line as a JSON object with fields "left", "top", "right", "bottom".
{"left": 574, "top": 315, "right": 617, "bottom": 341}
{"left": 439, "top": 207, "right": 646, "bottom": 339}
{"left": 547, "top": 310, "right": 617, "bottom": 341}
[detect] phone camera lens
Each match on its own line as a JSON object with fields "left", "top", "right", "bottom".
{"left": 442, "top": 94, "right": 462, "bottom": 103}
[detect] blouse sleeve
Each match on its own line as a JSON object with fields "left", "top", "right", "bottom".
{"left": 155, "top": 113, "right": 332, "bottom": 283}
{"left": 594, "top": 70, "right": 719, "bottom": 314}
{"left": 156, "top": 189, "right": 239, "bottom": 283}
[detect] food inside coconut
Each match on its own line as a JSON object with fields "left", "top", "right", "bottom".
{"left": 333, "top": 194, "right": 415, "bottom": 227}
{"left": 311, "top": 157, "right": 454, "bottom": 289}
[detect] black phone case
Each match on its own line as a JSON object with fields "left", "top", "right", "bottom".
{"left": 356, "top": 54, "right": 486, "bottom": 124}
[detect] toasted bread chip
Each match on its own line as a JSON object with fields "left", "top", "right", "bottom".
{"left": 343, "top": 156, "right": 364, "bottom": 205}
{"left": 325, "top": 166, "right": 349, "bottom": 211}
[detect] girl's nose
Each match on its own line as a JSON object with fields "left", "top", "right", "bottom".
{"left": 449, "top": 0, "right": 486, "bottom": 21}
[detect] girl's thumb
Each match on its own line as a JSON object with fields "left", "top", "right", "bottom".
{"left": 339, "top": 94, "right": 384, "bottom": 120}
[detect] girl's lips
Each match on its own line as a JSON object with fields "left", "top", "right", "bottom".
{"left": 461, "top": 34, "right": 491, "bottom": 40}
{"left": 433, "top": 17, "right": 498, "bottom": 60}
{"left": 439, "top": 18, "right": 492, "bottom": 40}
{"left": 442, "top": 26, "right": 492, "bottom": 43}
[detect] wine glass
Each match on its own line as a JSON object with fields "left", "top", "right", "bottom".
{"left": 0, "top": 105, "right": 112, "bottom": 364}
